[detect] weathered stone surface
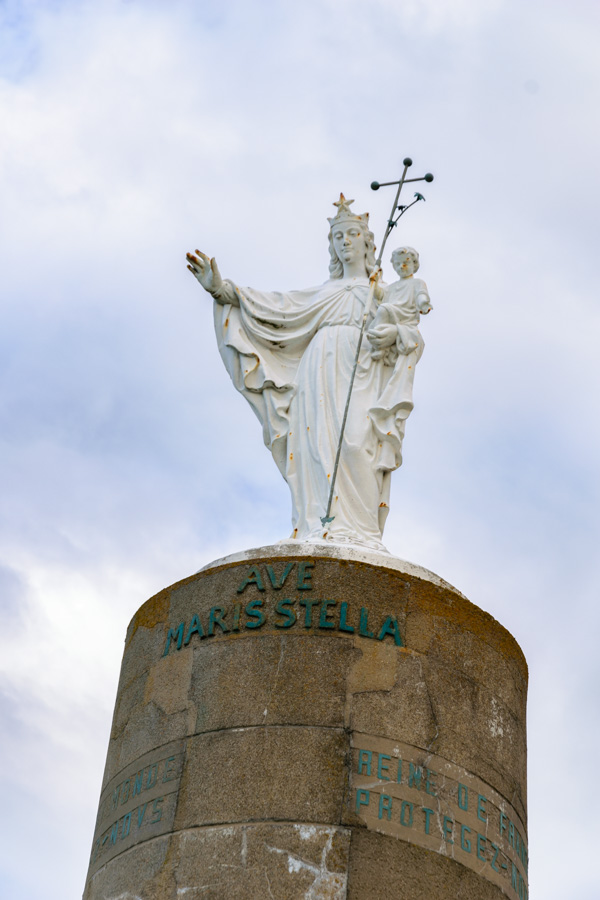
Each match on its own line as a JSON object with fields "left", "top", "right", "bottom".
{"left": 349, "top": 649, "right": 438, "bottom": 748}
{"left": 174, "top": 726, "right": 348, "bottom": 829}
{"left": 104, "top": 695, "right": 192, "bottom": 784}
{"left": 84, "top": 834, "right": 171, "bottom": 900}
{"left": 347, "top": 832, "right": 505, "bottom": 899}
{"left": 175, "top": 824, "right": 350, "bottom": 899}
{"left": 190, "top": 633, "right": 351, "bottom": 732}
{"left": 84, "top": 544, "right": 528, "bottom": 899}
{"left": 86, "top": 824, "right": 350, "bottom": 899}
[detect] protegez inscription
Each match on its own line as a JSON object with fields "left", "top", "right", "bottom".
{"left": 87, "top": 741, "right": 185, "bottom": 878}
{"left": 163, "top": 560, "right": 402, "bottom": 657}
{"left": 352, "top": 734, "right": 528, "bottom": 899}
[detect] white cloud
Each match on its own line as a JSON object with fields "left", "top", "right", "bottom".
{"left": 0, "top": 1, "right": 598, "bottom": 897}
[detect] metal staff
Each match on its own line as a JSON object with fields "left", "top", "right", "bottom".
{"left": 320, "top": 158, "right": 434, "bottom": 527}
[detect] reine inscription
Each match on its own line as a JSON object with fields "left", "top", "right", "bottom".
{"left": 352, "top": 734, "right": 528, "bottom": 900}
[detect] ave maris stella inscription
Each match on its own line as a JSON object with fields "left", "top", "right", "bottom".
{"left": 162, "top": 559, "right": 403, "bottom": 656}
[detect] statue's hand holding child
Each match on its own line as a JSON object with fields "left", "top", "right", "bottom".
{"left": 367, "top": 316, "right": 397, "bottom": 361}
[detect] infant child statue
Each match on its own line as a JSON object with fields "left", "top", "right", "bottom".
{"left": 367, "top": 246, "right": 432, "bottom": 368}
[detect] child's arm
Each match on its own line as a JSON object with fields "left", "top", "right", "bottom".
{"left": 415, "top": 280, "right": 433, "bottom": 315}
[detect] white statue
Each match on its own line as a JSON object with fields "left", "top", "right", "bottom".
{"left": 186, "top": 196, "right": 430, "bottom": 552}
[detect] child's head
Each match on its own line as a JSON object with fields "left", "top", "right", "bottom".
{"left": 391, "top": 246, "right": 420, "bottom": 277}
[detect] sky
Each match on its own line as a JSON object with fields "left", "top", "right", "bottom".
{"left": 0, "top": 0, "right": 599, "bottom": 897}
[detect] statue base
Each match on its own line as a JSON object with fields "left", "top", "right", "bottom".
{"left": 84, "top": 543, "right": 528, "bottom": 899}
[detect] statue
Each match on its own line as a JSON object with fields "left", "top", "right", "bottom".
{"left": 186, "top": 194, "right": 431, "bottom": 553}
{"left": 367, "top": 246, "right": 432, "bottom": 367}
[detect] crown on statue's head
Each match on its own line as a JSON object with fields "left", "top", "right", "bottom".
{"left": 327, "top": 193, "right": 370, "bottom": 230}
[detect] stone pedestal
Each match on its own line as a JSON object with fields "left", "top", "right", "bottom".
{"left": 83, "top": 544, "right": 528, "bottom": 900}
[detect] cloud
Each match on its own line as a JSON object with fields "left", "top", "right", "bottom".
{"left": 0, "top": 1, "right": 598, "bottom": 897}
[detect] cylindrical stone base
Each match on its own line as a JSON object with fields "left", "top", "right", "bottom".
{"left": 84, "top": 544, "right": 528, "bottom": 899}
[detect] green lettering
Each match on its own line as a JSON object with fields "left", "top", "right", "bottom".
{"left": 297, "top": 560, "right": 315, "bottom": 590}
{"left": 357, "top": 749, "right": 372, "bottom": 775}
{"left": 150, "top": 797, "right": 163, "bottom": 824}
{"left": 274, "top": 598, "right": 296, "bottom": 628}
{"left": 245, "top": 599, "right": 266, "bottom": 629}
{"left": 378, "top": 794, "right": 392, "bottom": 820}
{"left": 422, "top": 807, "right": 434, "bottom": 834}
{"left": 491, "top": 842, "right": 500, "bottom": 872}
{"left": 425, "top": 768, "right": 437, "bottom": 796}
{"left": 266, "top": 562, "right": 294, "bottom": 589}
{"left": 163, "top": 622, "right": 184, "bottom": 656}
{"left": 377, "top": 616, "right": 402, "bottom": 645}
{"left": 121, "top": 811, "right": 131, "bottom": 837}
{"left": 499, "top": 811, "right": 507, "bottom": 835}
{"left": 408, "top": 763, "right": 423, "bottom": 789}
{"left": 236, "top": 566, "right": 265, "bottom": 593}
{"left": 232, "top": 602, "right": 242, "bottom": 632}
{"left": 477, "top": 794, "right": 487, "bottom": 822}
{"left": 299, "top": 597, "right": 319, "bottom": 627}
{"left": 132, "top": 771, "right": 143, "bottom": 797}
{"left": 477, "top": 833, "right": 486, "bottom": 860}
{"left": 400, "top": 801, "right": 414, "bottom": 827}
{"left": 458, "top": 783, "right": 469, "bottom": 811}
{"left": 319, "top": 599, "right": 337, "bottom": 629}
{"left": 377, "top": 754, "right": 391, "bottom": 781}
{"left": 359, "top": 607, "right": 374, "bottom": 638}
{"left": 460, "top": 825, "right": 472, "bottom": 853}
{"left": 208, "top": 606, "right": 229, "bottom": 635}
{"left": 521, "top": 838, "right": 528, "bottom": 871}
{"left": 184, "top": 614, "right": 204, "bottom": 645}
{"left": 338, "top": 601, "right": 355, "bottom": 633}
{"left": 443, "top": 816, "right": 454, "bottom": 843}
{"left": 355, "top": 789, "right": 370, "bottom": 812}
{"left": 162, "top": 757, "right": 176, "bottom": 782}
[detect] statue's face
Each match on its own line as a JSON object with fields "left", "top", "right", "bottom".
{"left": 392, "top": 252, "right": 416, "bottom": 278}
{"left": 332, "top": 224, "right": 367, "bottom": 268}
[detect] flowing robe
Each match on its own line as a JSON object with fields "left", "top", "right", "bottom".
{"left": 213, "top": 275, "right": 425, "bottom": 551}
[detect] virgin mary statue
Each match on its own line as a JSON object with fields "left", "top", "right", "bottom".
{"left": 186, "top": 195, "right": 426, "bottom": 552}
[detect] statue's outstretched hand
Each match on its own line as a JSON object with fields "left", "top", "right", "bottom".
{"left": 186, "top": 250, "right": 224, "bottom": 296}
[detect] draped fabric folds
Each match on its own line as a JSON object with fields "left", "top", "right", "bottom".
{"left": 214, "top": 276, "right": 425, "bottom": 551}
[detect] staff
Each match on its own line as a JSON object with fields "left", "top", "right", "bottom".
{"left": 321, "top": 159, "right": 434, "bottom": 527}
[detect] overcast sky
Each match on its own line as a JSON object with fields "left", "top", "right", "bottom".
{"left": 1, "top": 1, "right": 599, "bottom": 897}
